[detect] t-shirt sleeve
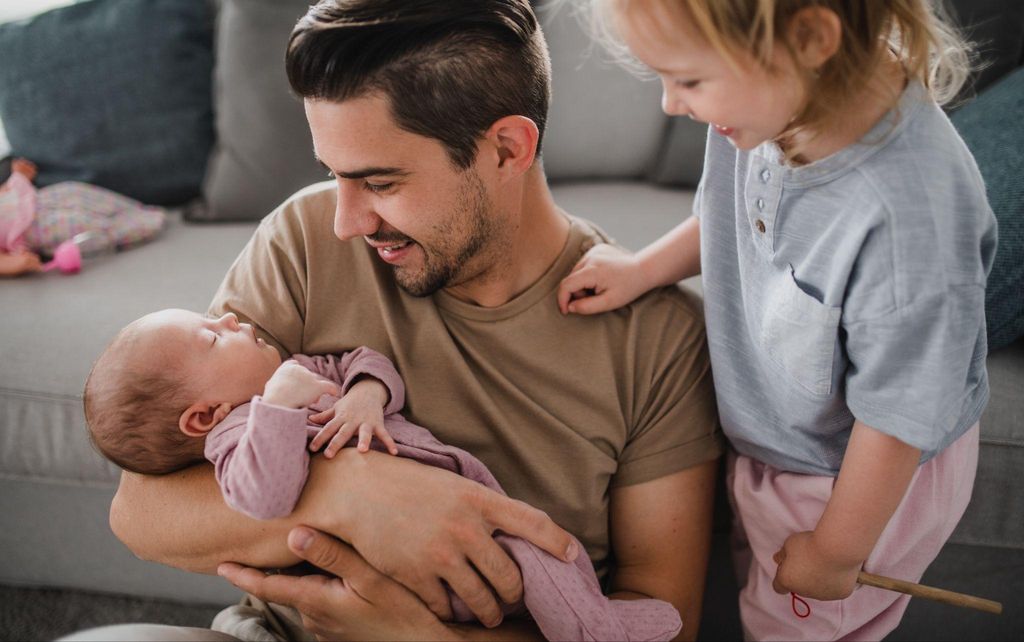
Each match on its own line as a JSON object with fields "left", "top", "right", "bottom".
{"left": 208, "top": 207, "right": 309, "bottom": 357}
{"left": 843, "top": 285, "right": 988, "bottom": 451}
{"left": 613, "top": 292, "right": 724, "bottom": 488}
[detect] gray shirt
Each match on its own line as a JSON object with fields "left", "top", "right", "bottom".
{"left": 697, "top": 81, "right": 997, "bottom": 475}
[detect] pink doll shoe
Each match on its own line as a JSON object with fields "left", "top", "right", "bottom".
{"left": 42, "top": 231, "right": 115, "bottom": 274}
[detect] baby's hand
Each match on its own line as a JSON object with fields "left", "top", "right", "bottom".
{"left": 556, "top": 243, "right": 650, "bottom": 315}
{"left": 263, "top": 361, "right": 340, "bottom": 409}
{"left": 308, "top": 378, "right": 398, "bottom": 458}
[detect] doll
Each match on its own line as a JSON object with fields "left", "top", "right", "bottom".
{"left": 0, "top": 158, "right": 165, "bottom": 276}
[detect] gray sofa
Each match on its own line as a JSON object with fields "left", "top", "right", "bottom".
{"left": 1, "top": 1, "right": 1020, "bottom": 640}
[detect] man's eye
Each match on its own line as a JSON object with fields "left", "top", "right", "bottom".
{"left": 364, "top": 182, "right": 394, "bottom": 194}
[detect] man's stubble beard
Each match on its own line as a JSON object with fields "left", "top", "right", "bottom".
{"left": 393, "top": 170, "right": 503, "bottom": 297}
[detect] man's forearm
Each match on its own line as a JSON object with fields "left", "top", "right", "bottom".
{"left": 110, "top": 464, "right": 303, "bottom": 574}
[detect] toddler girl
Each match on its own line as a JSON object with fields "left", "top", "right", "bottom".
{"left": 559, "top": 1, "right": 996, "bottom": 639}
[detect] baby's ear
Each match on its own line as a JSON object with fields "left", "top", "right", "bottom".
{"left": 179, "top": 401, "right": 233, "bottom": 437}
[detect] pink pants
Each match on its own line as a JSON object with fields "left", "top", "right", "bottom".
{"left": 727, "top": 425, "right": 979, "bottom": 641}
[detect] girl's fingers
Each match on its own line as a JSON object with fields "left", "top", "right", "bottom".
{"left": 566, "top": 290, "right": 615, "bottom": 316}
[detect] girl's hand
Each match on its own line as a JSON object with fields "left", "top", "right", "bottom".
{"left": 309, "top": 378, "right": 398, "bottom": 457}
{"left": 263, "top": 361, "right": 340, "bottom": 409}
{"left": 556, "top": 243, "right": 652, "bottom": 315}
{"left": 772, "top": 530, "right": 861, "bottom": 601}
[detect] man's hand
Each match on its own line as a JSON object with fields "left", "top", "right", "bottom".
{"left": 308, "top": 377, "right": 398, "bottom": 457}
{"left": 263, "top": 361, "right": 339, "bottom": 409}
{"left": 302, "top": 450, "right": 578, "bottom": 627}
{"left": 220, "top": 527, "right": 458, "bottom": 642}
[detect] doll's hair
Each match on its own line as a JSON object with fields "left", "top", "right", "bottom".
{"left": 587, "top": 0, "right": 972, "bottom": 157}
{"left": 83, "top": 321, "right": 202, "bottom": 475}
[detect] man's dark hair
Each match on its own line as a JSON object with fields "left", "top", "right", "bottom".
{"left": 286, "top": 0, "right": 551, "bottom": 169}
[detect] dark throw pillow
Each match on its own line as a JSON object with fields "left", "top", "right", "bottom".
{"left": 0, "top": 0, "right": 214, "bottom": 206}
{"left": 952, "top": 66, "right": 1024, "bottom": 351}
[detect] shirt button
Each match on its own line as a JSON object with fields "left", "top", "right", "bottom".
{"left": 760, "top": 168, "right": 771, "bottom": 183}
{"left": 756, "top": 197, "right": 765, "bottom": 210}
{"left": 755, "top": 219, "right": 766, "bottom": 233}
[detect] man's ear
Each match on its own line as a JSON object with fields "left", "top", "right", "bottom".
{"left": 786, "top": 6, "right": 842, "bottom": 71}
{"left": 179, "top": 401, "right": 233, "bottom": 438}
{"left": 483, "top": 115, "right": 539, "bottom": 180}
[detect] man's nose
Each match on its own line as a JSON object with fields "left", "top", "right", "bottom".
{"left": 334, "top": 183, "right": 381, "bottom": 241}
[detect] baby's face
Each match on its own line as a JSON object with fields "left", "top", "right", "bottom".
{"left": 134, "top": 309, "right": 283, "bottom": 405}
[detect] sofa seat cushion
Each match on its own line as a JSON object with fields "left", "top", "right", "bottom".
{"left": 0, "top": 213, "right": 257, "bottom": 484}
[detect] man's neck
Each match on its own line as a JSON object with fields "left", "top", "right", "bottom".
{"left": 443, "top": 168, "right": 570, "bottom": 308}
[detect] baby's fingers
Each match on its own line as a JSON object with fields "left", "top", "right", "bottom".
{"left": 309, "top": 416, "right": 343, "bottom": 452}
{"left": 307, "top": 407, "right": 334, "bottom": 425}
{"left": 324, "top": 423, "right": 357, "bottom": 458}
{"left": 374, "top": 425, "right": 399, "bottom": 455}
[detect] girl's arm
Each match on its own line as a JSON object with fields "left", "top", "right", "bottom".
{"left": 635, "top": 215, "right": 702, "bottom": 288}
{"left": 773, "top": 420, "right": 921, "bottom": 600}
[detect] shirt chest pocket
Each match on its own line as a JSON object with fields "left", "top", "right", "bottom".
{"left": 759, "top": 270, "right": 842, "bottom": 397}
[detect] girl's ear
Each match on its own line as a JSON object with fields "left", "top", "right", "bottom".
{"left": 178, "top": 401, "right": 233, "bottom": 438}
{"left": 786, "top": 6, "right": 842, "bottom": 71}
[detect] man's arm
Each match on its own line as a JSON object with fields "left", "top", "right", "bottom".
{"left": 607, "top": 461, "right": 719, "bottom": 641}
{"left": 110, "top": 448, "right": 575, "bottom": 623}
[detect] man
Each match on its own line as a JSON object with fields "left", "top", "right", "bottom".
{"left": 102, "top": 1, "right": 722, "bottom": 640}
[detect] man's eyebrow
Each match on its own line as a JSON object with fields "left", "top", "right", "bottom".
{"left": 314, "top": 156, "right": 409, "bottom": 180}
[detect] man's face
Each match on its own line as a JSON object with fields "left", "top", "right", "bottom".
{"left": 305, "top": 94, "right": 507, "bottom": 297}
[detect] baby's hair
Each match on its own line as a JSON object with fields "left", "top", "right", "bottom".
{"left": 587, "top": 0, "right": 972, "bottom": 151}
{"left": 83, "top": 323, "right": 201, "bottom": 475}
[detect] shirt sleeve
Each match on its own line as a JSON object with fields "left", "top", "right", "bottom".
{"left": 613, "top": 292, "right": 724, "bottom": 488}
{"left": 292, "top": 349, "right": 406, "bottom": 416}
{"left": 208, "top": 208, "right": 309, "bottom": 357}
{"left": 205, "top": 397, "right": 311, "bottom": 520}
{"left": 843, "top": 285, "right": 988, "bottom": 451}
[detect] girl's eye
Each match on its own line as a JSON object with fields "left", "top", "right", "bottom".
{"left": 676, "top": 79, "right": 700, "bottom": 89}
{"left": 364, "top": 182, "right": 394, "bottom": 194}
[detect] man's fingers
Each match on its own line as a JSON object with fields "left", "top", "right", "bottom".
{"left": 218, "top": 563, "right": 317, "bottom": 611}
{"left": 444, "top": 564, "right": 503, "bottom": 628}
{"left": 288, "top": 527, "right": 370, "bottom": 582}
{"left": 467, "top": 539, "right": 523, "bottom": 605}
{"left": 409, "top": 575, "right": 455, "bottom": 622}
{"left": 483, "top": 494, "right": 577, "bottom": 562}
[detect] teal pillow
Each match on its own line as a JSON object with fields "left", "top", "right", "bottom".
{"left": 0, "top": 0, "right": 214, "bottom": 206}
{"left": 952, "top": 67, "right": 1024, "bottom": 351}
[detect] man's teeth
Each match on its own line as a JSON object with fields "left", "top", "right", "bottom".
{"left": 382, "top": 241, "right": 411, "bottom": 253}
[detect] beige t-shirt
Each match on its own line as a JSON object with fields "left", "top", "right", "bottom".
{"left": 210, "top": 181, "right": 723, "bottom": 578}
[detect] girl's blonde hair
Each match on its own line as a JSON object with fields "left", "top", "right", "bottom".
{"left": 587, "top": 0, "right": 972, "bottom": 149}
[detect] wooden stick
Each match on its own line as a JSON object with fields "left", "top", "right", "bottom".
{"left": 857, "top": 571, "right": 1003, "bottom": 615}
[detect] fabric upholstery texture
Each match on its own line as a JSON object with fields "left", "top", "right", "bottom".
{"left": 197, "top": 0, "right": 322, "bottom": 222}
{"left": 0, "top": 0, "right": 214, "bottom": 206}
{"left": 952, "top": 67, "right": 1024, "bottom": 350}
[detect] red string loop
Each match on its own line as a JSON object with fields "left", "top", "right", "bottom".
{"left": 791, "top": 592, "right": 811, "bottom": 618}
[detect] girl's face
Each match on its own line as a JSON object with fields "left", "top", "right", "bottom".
{"left": 615, "top": 3, "right": 807, "bottom": 151}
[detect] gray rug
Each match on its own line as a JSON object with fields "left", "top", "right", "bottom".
{"left": 0, "top": 585, "right": 223, "bottom": 642}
